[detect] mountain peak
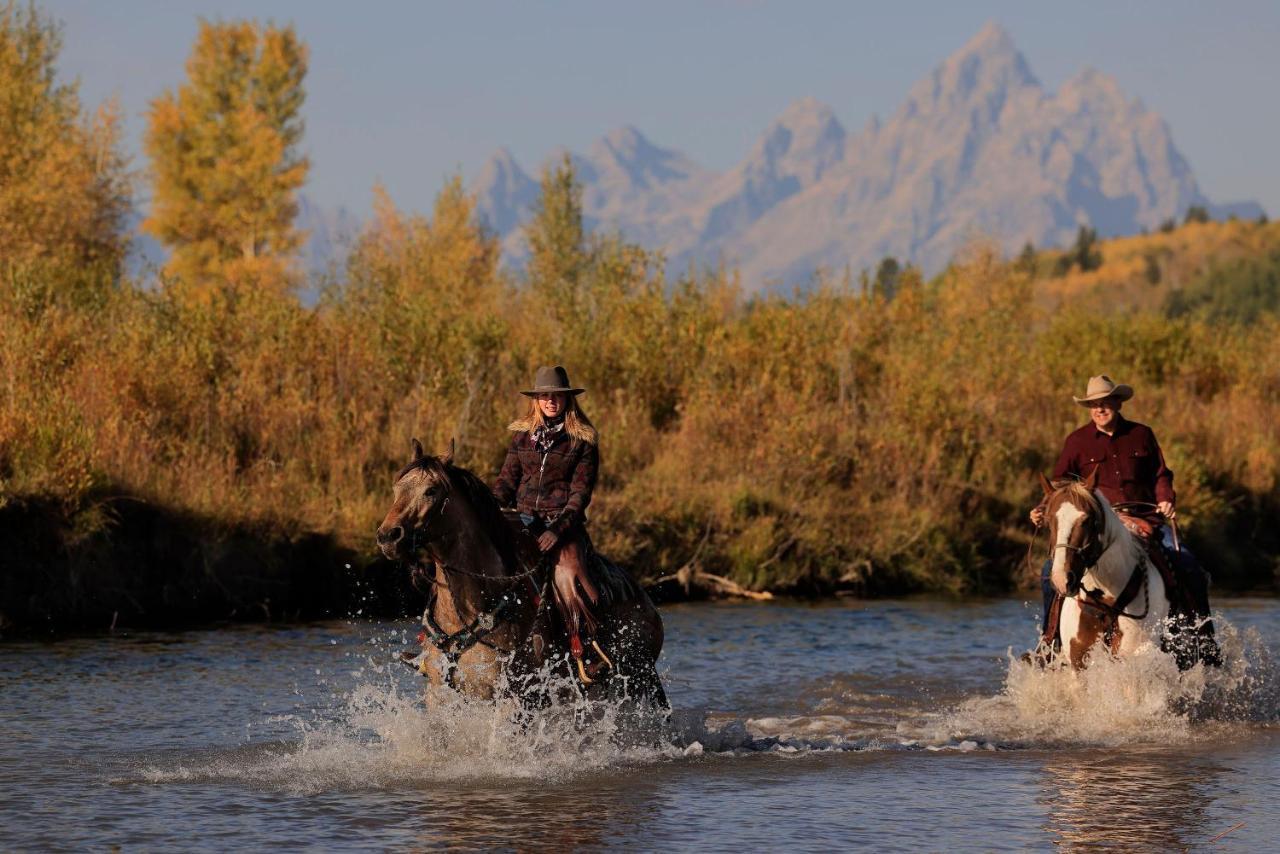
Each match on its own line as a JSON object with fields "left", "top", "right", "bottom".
{"left": 466, "top": 25, "right": 1255, "bottom": 293}
{"left": 587, "top": 126, "right": 701, "bottom": 192}
{"left": 963, "top": 21, "right": 1017, "bottom": 58}
{"left": 602, "top": 124, "right": 646, "bottom": 149}
{"left": 1057, "top": 67, "right": 1134, "bottom": 118}
{"left": 474, "top": 148, "right": 538, "bottom": 235}
{"left": 903, "top": 22, "right": 1039, "bottom": 116}
{"left": 752, "top": 97, "right": 846, "bottom": 176}
{"left": 777, "top": 96, "right": 836, "bottom": 126}
{"left": 477, "top": 147, "right": 527, "bottom": 182}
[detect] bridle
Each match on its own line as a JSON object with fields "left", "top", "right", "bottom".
{"left": 1050, "top": 509, "right": 1105, "bottom": 597}
{"left": 395, "top": 479, "right": 554, "bottom": 689}
{"left": 419, "top": 567, "right": 551, "bottom": 690}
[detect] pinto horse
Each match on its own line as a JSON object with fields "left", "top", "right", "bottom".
{"left": 376, "top": 440, "right": 668, "bottom": 714}
{"left": 1038, "top": 467, "right": 1174, "bottom": 670}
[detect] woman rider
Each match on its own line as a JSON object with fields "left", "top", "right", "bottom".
{"left": 492, "top": 365, "right": 601, "bottom": 642}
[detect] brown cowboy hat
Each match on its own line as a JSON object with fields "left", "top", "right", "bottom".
{"left": 1073, "top": 374, "right": 1134, "bottom": 406}
{"left": 521, "top": 365, "right": 584, "bottom": 397}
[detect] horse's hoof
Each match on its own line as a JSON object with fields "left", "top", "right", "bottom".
{"left": 1019, "top": 649, "right": 1053, "bottom": 669}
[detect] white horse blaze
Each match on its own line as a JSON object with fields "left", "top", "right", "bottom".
{"left": 1050, "top": 501, "right": 1085, "bottom": 595}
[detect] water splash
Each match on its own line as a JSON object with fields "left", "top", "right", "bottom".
{"left": 128, "top": 614, "right": 1278, "bottom": 793}
{"left": 903, "top": 618, "right": 1278, "bottom": 749}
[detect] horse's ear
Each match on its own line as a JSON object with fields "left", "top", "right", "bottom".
{"left": 1038, "top": 472, "right": 1054, "bottom": 497}
{"left": 411, "top": 438, "right": 425, "bottom": 461}
{"left": 1083, "top": 464, "right": 1100, "bottom": 491}
{"left": 440, "top": 438, "right": 455, "bottom": 467}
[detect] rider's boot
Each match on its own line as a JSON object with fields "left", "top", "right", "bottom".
{"left": 1178, "top": 549, "right": 1222, "bottom": 666}
{"left": 1164, "top": 544, "right": 1223, "bottom": 667}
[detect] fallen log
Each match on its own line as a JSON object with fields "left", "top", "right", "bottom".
{"left": 647, "top": 565, "right": 774, "bottom": 602}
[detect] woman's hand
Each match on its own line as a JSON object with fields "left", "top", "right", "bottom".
{"left": 537, "top": 531, "right": 559, "bottom": 553}
{"left": 1157, "top": 501, "right": 1176, "bottom": 520}
{"left": 1029, "top": 506, "right": 1045, "bottom": 527}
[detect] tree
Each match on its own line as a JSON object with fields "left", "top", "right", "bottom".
{"left": 1159, "top": 217, "right": 1177, "bottom": 234}
{"left": 144, "top": 19, "right": 308, "bottom": 297}
{"left": 525, "top": 153, "right": 588, "bottom": 314}
{"left": 1143, "top": 251, "right": 1162, "bottom": 285}
{"left": 1184, "top": 205, "right": 1210, "bottom": 225}
{"left": 1052, "top": 226, "right": 1102, "bottom": 276}
{"left": 0, "top": 1, "right": 129, "bottom": 296}
{"left": 1016, "top": 241, "right": 1037, "bottom": 276}
{"left": 873, "top": 256, "right": 900, "bottom": 299}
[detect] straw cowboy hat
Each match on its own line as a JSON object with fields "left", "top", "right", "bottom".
{"left": 521, "top": 365, "right": 585, "bottom": 397}
{"left": 1073, "top": 375, "right": 1134, "bottom": 406}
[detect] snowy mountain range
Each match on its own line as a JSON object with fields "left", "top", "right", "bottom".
{"left": 471, "top": 23, "right": 1262, "bottom": 290}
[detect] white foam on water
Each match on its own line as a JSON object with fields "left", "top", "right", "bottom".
{"left": 132, "top": 664, "right": 696, "bottom": 793}
{"left": 903, "top": 618, "right": 1278, "bottom": 750}
{"left": 126, "top": 616, "right": 1278, "bottom": 792}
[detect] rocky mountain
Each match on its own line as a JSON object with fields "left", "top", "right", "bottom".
{"left": 472, "top": 22, "right": 1262, "bottom": 290}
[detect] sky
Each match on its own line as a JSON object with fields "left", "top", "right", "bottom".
{"left": 42, "top": 0, "right": 1280, "bottom": 219}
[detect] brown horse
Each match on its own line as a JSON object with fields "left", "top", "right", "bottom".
{"left": 376, "top": 440, "right": 668, "bottom": 715}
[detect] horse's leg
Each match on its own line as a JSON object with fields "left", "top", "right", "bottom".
{"left": 1060, "top": 599, "right": 1101, "bottom": 670}
{"left": 589, "top": 596, "right": 667, "bottom": 715}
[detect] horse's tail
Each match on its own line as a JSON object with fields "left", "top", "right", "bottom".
{"left": 591, "top": 551, "right": 647, "bottom": 609}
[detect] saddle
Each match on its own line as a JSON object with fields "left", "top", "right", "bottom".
{"left": 1112, "top": 508, "right": 1196, "bottom": 620}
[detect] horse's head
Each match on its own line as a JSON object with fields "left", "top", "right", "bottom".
{"left": 376, "top": 438, "right": 455, "bottom": 561}
{"left": 1040, "top": 467, "right": 1106, "bottom": 597}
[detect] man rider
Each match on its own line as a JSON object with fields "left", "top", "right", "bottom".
{"left": 1030, "top": 375, "right": 1217, "bottom": 657}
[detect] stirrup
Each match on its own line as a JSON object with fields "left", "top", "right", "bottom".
{"left": 570, "top": 634, "right": 613, "bottom": 685}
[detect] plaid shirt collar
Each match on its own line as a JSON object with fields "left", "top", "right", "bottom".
{"left": 532, "top": 418, "right": 565, "bottom": 454}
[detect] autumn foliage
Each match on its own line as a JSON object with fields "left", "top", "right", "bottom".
{"left": 2, "top": 7, "right": 1278, "bottom": 604}
{"left": 144, "top": 18, "right": 308, "bottom": 297}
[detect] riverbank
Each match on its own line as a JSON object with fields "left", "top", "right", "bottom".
{"left": 3, "top": 487, "right": 1274, "bottom": 636}
{"left": 0, "top": 493, "right": 424, "bottom": 635}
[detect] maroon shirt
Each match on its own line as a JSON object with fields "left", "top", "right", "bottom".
{"left": 1052, "top": 416, "right": 1175, "bottom": 506}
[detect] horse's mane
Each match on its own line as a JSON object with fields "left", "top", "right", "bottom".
{"left": 1051, "top": 478, "right": 1145, "bottom": 573}
{"left": 1053, "top": 479, "right": 1102, "bottom": 517}
{"left": 399, "top": 456, "right": 522, "bottom": 578}
{"left": 397, "top": 455, "right": 645, "bottom": 607}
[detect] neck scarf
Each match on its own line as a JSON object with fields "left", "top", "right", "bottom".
{"left": 532, "top": 417, "right": 565, "bottom": 454}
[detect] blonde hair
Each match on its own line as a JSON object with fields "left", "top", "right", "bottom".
{"left": 509, "top": 394, "right": 598, "bottom": 445}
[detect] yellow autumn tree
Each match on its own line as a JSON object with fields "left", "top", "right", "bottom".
{"left": 0, "top": 1, "right": 130, "bottom": 297}
{"left": 144, "top": 18, "right": 308, "bottom": 297}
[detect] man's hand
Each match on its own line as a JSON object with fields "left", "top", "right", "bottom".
{"left": 537, "top": 530, "right": 559, "bottom": 553}
{"left": 1029, "top": 506, "right": 1045, "bottom": 527}
{"left": 1157, "top": 501, "right": 1176, "bottom": 520}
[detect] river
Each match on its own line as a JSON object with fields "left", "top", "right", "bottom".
{"left": 2, "top": 597, "right": 1278, "bottom": 851}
